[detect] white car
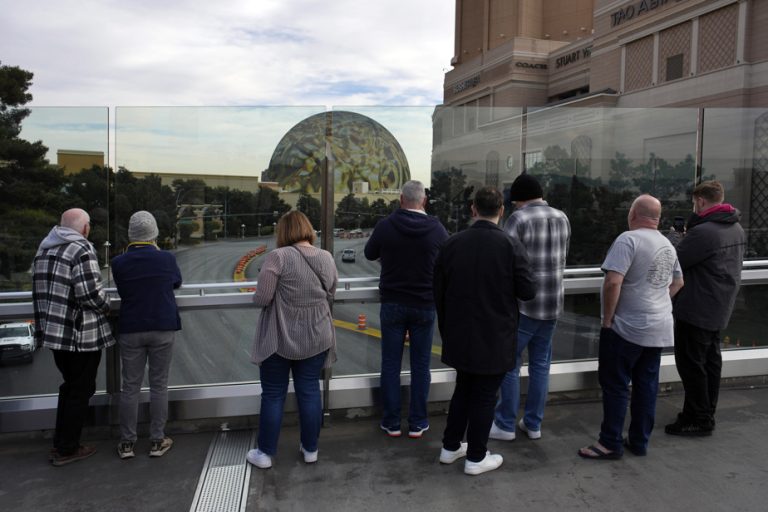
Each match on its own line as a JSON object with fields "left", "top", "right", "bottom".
{"left": 341, "top": 248, "right": 356, "bottom": 262}
{"left": 0, "top": 322, "right": 37, "bottom": 363}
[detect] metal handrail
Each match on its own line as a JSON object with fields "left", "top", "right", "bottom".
{"left": 3, "top": 261, "right": 768, "bottom": 319}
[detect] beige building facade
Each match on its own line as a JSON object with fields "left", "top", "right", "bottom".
{"left": 433, "top": 0, "right": 768, "bottom": 206}
{"left": 444, "top": 0, "right": 767, "bottom": 109}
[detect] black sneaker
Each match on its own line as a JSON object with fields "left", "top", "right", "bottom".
{"left": 664, "top": 420, "right": 713, "bottom": 437}
{"left": 117, "top": 441, "right": 135, "bottom": 459}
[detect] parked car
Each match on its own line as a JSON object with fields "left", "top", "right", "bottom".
{"left": 341, "top": 248, "right": 356, "bottom": 262}
{"left": 0, "top": 322, "right": 36, "bottom": 364}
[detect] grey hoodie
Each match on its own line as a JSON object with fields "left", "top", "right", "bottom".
{"left": 38, "top": 226, "right": 91, "bottom": 252}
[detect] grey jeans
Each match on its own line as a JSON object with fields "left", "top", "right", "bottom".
{"left": 119, "top": 330, "right": 175, "bottom": 442}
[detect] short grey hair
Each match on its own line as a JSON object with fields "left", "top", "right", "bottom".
{"left": 401, "top": 180, "right": 425, "bottom": 206}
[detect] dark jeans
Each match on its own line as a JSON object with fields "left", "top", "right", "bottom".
{"left": 379, "top": 303, "right": 435, "bottom": 430}
{"left": 52, "top": 349, "right": 102, "bottom": 456}
{"left": 598, "top": 328, "right": 662, "bottom": 455}
{"left": 674, "top": 319, "right": 721, "bottom": 426}
{"left": 443, "top": 370, "right": 505, "bottom": 462}
{"left": 257, "top": 351, "right": 327, "bottom": 455}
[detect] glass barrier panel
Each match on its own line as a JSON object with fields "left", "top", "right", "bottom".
{"left": 702, "top": 108, "right": 768, "bottom": 259}
{"left": 326, "top": 106, "right": 443, "bottom": 377}
{"left": 113, "top": 106, "right": 326, "bottom": 289}
{"left": 722, "top": 284, "right": 768, "bottom": 349}
{"left": 1, "top": 107, "right": 110, "bottom": 292}
{"left": 0, "top": 107, "right": 110, "bottom": 398}
{"left": 554, "top": 294, "right": 601, "bottom": 362}
{"left": 0, "top": 316, "right": 108, "bottom": 397}
{"left": 525, "top": 107, "right": 698, "bottom": 265}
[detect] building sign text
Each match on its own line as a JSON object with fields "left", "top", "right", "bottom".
{"left": 452, "top": 75, "right": 480, "bottom": 94}
{"left": 611, "top": 0, "right": 685, "bottom": 27}
{"left": 555, "top": 46, "right": 593, "bottom": 69}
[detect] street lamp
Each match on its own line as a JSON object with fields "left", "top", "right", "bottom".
{"left": 241, "top": 223, "right": 246, "bottom": 239}
{"left": 258, "top": 223, "right": 261, "bottom": 237}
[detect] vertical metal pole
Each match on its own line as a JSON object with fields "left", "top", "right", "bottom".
{"left": 695, "top": 107, "right": 705, "bottom": 184}
{"left": 521, "top": 107, "right": 528, "bottom": 174}
{"left": 106, "top": 315, "right": 121, "bottom": 424}
{"left": 321, "top": 110, "right": 335, "bottom": 426}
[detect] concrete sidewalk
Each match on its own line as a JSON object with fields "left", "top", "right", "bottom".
{"left": 2, "top": 386, "right": 767, "bottom": 512}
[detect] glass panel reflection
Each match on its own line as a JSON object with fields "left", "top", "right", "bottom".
{"left": 702, "top": 108, "right": 768, "bottom": 259}
{"left": 113, "top": 107, "right": 326, "bottom": 287}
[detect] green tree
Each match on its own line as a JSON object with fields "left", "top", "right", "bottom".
{"left": 0, "top": 62, "right": 66, "bottom": 284}
{"left": 296, "top": 193, "right": 322, "bottom": 228}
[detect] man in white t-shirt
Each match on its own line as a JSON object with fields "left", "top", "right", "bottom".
{"left": 578, "top": 195, "right": 683, "bottom": 460}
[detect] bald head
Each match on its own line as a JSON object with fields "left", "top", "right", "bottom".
{"left": 60, "top": 208, "right": 91, "bottom": 236}
{"left": 628, "top": 195, "right": 661, "bottom": 230}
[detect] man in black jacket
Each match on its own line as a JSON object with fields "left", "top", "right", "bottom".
{"left": 434, "top": 187, "right": 536, "bottom": 475}
{"left": 365, "top": 180, "right": 449, "bottom": 438}
{"left": 665, "top": 181, "right": 746, "bottom": 437}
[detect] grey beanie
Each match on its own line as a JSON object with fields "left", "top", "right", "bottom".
{"left": 128, "top": 211, "right": 159, "bottom": 242}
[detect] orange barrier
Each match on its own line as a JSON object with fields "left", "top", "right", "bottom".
{"left": 357, "top": 314, "right": 367, "bottom": 330}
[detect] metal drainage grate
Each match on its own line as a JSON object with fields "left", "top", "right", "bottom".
{"left": 190, "top": 430, "right": 255, "bottom": 512}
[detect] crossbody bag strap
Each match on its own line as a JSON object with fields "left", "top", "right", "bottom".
{"left": 291, "top": 246, "right": 331, "bottom": 297}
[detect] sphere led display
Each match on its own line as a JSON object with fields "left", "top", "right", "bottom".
{"left": 265, "top": 111, "right": 410, "bottom": 194}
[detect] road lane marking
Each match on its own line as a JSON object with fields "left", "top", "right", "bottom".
{"left": 333, "top": 319, "right": 442, "bottom": 356}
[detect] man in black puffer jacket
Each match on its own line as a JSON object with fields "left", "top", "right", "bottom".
{"left": 665, "top": 181, "right": 746, "bottom": 437}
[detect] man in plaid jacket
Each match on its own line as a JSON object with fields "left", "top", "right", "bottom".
{"left": 33, "top": 208, "right": 115, "bottom": 466}
{"left": 490, "top": 174, "right": 570, "bottom": 442}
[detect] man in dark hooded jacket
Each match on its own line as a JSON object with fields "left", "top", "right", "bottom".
{"left": 365, "top": 180, "right": 449, "bottom": 438}
{"left": 665, "top": 181, "right": 746, "bottom": 437}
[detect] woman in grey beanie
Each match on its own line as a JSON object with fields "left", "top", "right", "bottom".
{"left": 112, "top": 211, "right": 182, "bottom": 459}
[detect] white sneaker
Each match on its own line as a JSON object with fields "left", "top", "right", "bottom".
{"left": 439, "top": 442, "right": 468, "bottom": 464}
{"left": 300, "top": 444, "right": 318, "bottom": 464}
{"left": 489, "top": 422, "right": 516, "bottom": 441}
{"left": 518, "top": 419, "right": 541, "bottom": 440}
{"left": 246, "top": 448, "right": 272, "bottom": 469}
{"left": 464, "top": 452, "right": 503, "bottom": 475}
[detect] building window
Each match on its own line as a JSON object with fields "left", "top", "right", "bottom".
{"left": 525, "top": 150, "right": 543, "bottom": 170}
{"left": 666, "top": 54, "right": 684, "bottom": 81}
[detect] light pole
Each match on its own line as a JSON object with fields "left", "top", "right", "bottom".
{"left": 241, "top": 224, "right": 246, "bottom": 239}
{"left": 258, "top": 223, "right": 261, "bottom": 237}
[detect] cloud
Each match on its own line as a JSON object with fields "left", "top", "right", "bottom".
{"left": 0, "top": 0, "right": 454, "bottom": 107}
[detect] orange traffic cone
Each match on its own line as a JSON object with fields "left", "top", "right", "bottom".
{"left": 357, "top": 314, "right": 367, "bottom": 330}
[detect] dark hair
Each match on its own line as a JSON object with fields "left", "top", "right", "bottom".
{"left": 276, "top": 211, "right": 316, "bottom": 247}
{"left": 693, "top": 180, "right": 724, "bottom": 204}
{"left": 473, "top": 187, "right": 503, "bottom": 217}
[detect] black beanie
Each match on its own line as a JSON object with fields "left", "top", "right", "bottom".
{"left": 508, "top": 173, "right": 543, "bottom": 201}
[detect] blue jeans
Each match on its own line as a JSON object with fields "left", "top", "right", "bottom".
{"left": 380, "top": 303, "right": 436, "bottom": 431}
{"left": 598, "top": 328, "right": 662, "bottom": 455}
{"left": 494, "top": 315, "right": 556, "bottom": 432}
{"left": 257, "top": 351, "right": 327, "bottom": 456}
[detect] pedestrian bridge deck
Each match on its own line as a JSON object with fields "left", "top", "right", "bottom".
{"left": 1, "top": 384, "right": 766, "bottom": 512}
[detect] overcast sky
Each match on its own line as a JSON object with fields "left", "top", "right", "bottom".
{"left": 1, "top": 1, "right": 455, "bottom": 182}
{"left": 1, "top": 0, "right": 454, "bottom": 107}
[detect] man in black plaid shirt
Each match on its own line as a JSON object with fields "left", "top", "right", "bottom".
{"left": 490, "top": 174, "right": 570, "bottom": 442}
{"left": 33, "top": 208, "right": 115, "bottom": 466}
